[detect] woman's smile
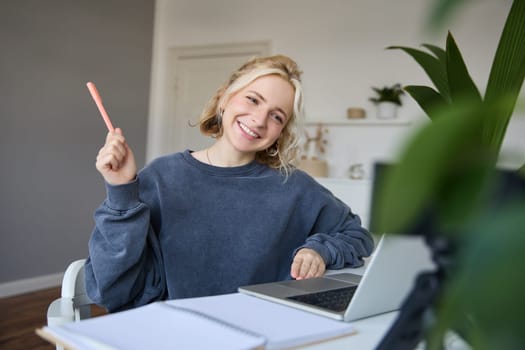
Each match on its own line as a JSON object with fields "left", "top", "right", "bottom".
{"left": 237, "top": 120, "right": 261, "bottom": 139}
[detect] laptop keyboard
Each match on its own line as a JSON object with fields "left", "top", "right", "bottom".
{"left": 286, "top": 286, "right": 357, "bottom": 312}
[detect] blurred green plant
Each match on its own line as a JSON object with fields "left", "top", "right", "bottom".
{"left": 374, "top": 0, "right": 525, "bottom": 348}
{"left": 369, "top": 84, "right": 405, "bottom": 106}
{"left": 424, "top": 0, "right": 469, "bottom": 33}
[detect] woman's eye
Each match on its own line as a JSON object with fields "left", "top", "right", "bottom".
{"left": 272, "top": 114, "right": 284, "bottom": 124}
{"left": 246, "top": 96, "right": 258, "bottom": 104}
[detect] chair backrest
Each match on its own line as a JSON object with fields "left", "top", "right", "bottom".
{"left": 47, "top": 259, "right": 93, "bottom": 330}
{"left": 61, "top": 259, "right": 93, "bottom": 321}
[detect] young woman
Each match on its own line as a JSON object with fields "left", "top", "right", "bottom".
{"left": 86, "top": 55, "right": 374, "bottom": 311}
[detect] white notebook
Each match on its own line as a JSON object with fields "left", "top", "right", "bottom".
{"left": 38, "top": 293, "right": 356, "bottom": 350}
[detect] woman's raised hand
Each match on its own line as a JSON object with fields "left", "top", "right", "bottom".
{"left": 95, "top": 128, "right": 137, "bottom": 185}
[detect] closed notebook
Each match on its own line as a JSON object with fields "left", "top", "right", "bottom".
{"left": 37, "top": 293, "right": 356, "bottom": 350}
{"left": 38, "top": 301, "right": 266, "bottom": 350}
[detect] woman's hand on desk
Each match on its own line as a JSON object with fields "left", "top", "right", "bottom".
{"left": 291, "top": 248, "right": 326, "bottom": 280}
{"left": 96, "top": 128, "right": 137, "bottom": 185}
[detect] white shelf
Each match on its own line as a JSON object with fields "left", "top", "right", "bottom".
{"left": 304, "top": 118, "right": 411, "bottom": 126}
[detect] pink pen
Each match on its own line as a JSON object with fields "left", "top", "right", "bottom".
{"left": 86, "top": 82, "right": 115, "bottom": 132}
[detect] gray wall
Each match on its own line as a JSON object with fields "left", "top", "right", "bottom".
{"left": 0, "top": 0, "right": 154, "bottom": 283}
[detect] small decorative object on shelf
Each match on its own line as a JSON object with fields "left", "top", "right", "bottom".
{"left": 369, "top": 83, "right": 404, "bottom": 119}
{"left": 348, "top": 163, "right": 365, "bottom": 180}
{"left": 346, "top": 107, "right": 366, "bottom": 119}
{"left": 298, "top": 124, "right": 329, "bottom": 177}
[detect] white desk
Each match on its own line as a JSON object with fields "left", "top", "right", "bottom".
{"left": 42, "top": 260, "right": 470, "bottom": 350}
{"left": 300, "top": 264, "right": 469, "bottom": 350}
{"left": 45, "top": 253, "right": 470, "bottom": 350}
{"left": 296, "top": 263, "right": 397, "bottom": 349}
{"left": 302, "top": 311, "right": 398, "bottom": 349}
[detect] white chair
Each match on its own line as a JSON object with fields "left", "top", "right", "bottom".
{"left": 47, "top": 259, "right": 94, "bottom": 349}
{"left": 46, "top": 259, "right": 94, "bottom": 349}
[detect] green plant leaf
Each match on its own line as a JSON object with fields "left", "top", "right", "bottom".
{"left": 388, "top": 46, "right": 451, "bottom": 102}
{"left": 381, "top": 1, "right": 525, "bottom": 347}
{"left": 446, "top": 32, "right": 483, "bottom": 104}
{"left": 370, "top": 84, "right": 404, "bottom": 105}
{"left": 373, "top": 102, "right": 488, "bottom": 234}
{"left": 436, "top": 200, "right": 525, "bottom": 349}
{"left": 484, "top": 0, "right": 525, "bottom": 153}
{"left": 422, "top": 43, "right": 447, "bottom": 65}
{"left": 404, "top": 85, "right": 449, "bottom": 120}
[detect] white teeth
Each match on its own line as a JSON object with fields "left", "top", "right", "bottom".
{"left": 239, "top": 122, "right": 259, "bottom": 138}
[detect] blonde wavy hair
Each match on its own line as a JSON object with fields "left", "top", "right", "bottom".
{"left": 198, "top": 55, "right": 304, "bottom": 176}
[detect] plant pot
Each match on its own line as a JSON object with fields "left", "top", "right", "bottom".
{"left": 376, "top": 102, "right": 399, "bottom": 119}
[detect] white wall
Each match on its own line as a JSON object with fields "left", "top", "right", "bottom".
{"left": 148, "top": 0, "right": 522, "bottom": 177}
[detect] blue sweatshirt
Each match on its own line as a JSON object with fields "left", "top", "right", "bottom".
{"left": 85, "top": 150, "right": 374, "bottom": 311}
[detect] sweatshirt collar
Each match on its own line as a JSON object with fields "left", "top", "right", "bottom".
{"left": 182, "top": 149, "right": 267, "bottom": 177}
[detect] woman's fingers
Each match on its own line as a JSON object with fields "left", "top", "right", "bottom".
{"left": 291, "top": 248, "right": 326, "bottom": 280}
{"left": 95, "top": 128, "right": 137, "bottom": 185}
{"left": 97, "top": 149, "right": 123, "bottom": 171}
{"left": 96, "top": 137, "right": 127, "bottom": 171}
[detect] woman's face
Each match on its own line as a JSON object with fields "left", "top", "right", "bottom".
{"left": 220, "top": 74, "right": 294, "bottom": 155}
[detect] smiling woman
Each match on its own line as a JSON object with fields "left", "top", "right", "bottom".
{"left": 85, "top": 54, "right": 374, "bottom": 312}
{"left": 197, "top": 75, "right": 294, "bottom": 168}
{"left": 197, "top": 55, "right": 304, "bottom": 173}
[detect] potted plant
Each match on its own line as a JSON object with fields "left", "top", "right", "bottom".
{"left": 369, "top": 83, "right": 405, "bottom": 119}
{"left": 375, "top": 0, "right": 525, "bottom": 348}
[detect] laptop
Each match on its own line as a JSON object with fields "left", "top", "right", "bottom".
{"left": 238, "top": 162, "right": 435, "bottom": 321}
{"left": 238, "top": 234, "right": 434, "bottom": 321}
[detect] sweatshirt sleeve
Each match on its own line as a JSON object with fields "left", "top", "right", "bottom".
{"left": 294, "top": 183, "right": 375, "bottom": 269}
{"left": 84, "top": 179, "right": 166, "bottom": 312}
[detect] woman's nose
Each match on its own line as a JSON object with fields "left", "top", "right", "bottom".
{"left": 251, "top": 108, "right": 268, "bottom": 127}
{"left": 251, "top": 110, "right": 267, "bottom": 127}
